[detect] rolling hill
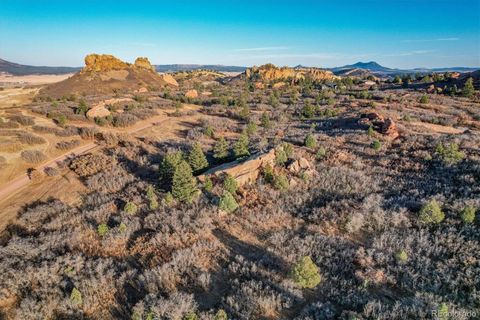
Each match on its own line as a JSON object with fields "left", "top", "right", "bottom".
{"left": 0, "top": 58, "right": 80, "bottom": 75}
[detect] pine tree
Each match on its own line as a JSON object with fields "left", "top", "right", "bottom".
{"left": 234, "top": 133, "right": 250, "bottom": 158}
{"left": 213, "top": 137, "right": 229, "bottom": 160}
{"left": 304, "top": 134, "right": 317, "bottom": 149}
{"left": 463, "top": 77, "right": 475, "bottom": 98}
{"left": 223, "top": 174, "right": 238, "bottom": 194}
{"left": 188, "top": 143, "right": 209, "bottom": 173}
{"left": 172, "top": 161, "right": 198, "bottom": 203}
{"left": 160, "top": 151, "right": 184, "bottom": 186}
{"left": 419, "top": 199, "right": 445, "bottom": 224}
{"left": 218, "top": 191, "right": 239, "bottom": 213}
{"left": 260, "top": 112, "right": 271, "bottom": 128}
{"left": 291, "top": 256, "right": 322, "bottom": 288}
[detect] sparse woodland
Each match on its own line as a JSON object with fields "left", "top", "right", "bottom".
{"left": 0, "top": 70, "right": 479, "bottom": 319}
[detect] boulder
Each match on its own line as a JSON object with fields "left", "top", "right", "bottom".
{"left": 254, "top": 82, "right": 265, "bottom": 89}
{"left": 86, "top": 97, "right": 133, "bottom": 119}
{"left": 185, "top": 89, "right": 198, "bottom": 99}
{"left": 134, "top": 57, "right": 155, "bottom": 72}
{"left": 273, "top": 82, "right": 286, "bottom": 89}
{"left": 380, "top": 118, "right": 399, "bottom": 139}
{"left": 288, "top": 157, "right": 312, "bottom": 174}
{"left": 86, "top": 106, "right": 111, "bottom": 119}
{"left": 161, "top": 74, "right": 179, "bottom": 86}
{"left": 359, "top": 112, "right": 399, "bottom": 139}
{"left": 198, "top": 149, "right": 276, "bottom": 186}
{"left": 136, "top": 87, "right": 148, "bottom": 93}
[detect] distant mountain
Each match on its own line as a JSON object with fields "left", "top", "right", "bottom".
{"left": 333, "top": 61, "right": 394, "bottom": 73}
{"left": 155, "top": 64, "right": 246, "bottom": 73}
{"left": 330, "top": 61, "right": 479, "bottom": 76}
{"left": 0, "top": 58, "right": 80, "bottom": 75}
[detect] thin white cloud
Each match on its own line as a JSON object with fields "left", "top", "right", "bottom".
{"left": 233, "top": 46, "right": 289, "bottom": 52}
{"left": 383, "top": 50, "right": 433, "bottom": 57}
{"left": 401, "top": 38, "right": 459, "bottom": 43}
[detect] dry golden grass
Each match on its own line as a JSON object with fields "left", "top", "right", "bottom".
{"left": 0, "top": 142, "right": 23, "bottom": 153}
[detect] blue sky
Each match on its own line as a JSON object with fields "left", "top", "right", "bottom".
{"left": 1, "top": 0, "right": 479, "bottom": 68}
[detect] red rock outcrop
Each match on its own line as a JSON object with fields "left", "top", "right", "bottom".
{"left": 359, "top": 112, "right": 399, "bottom": 139}
{"left": 198, "top": 149, "right": 276, "bottom": 186}
{"left": 246, "top": 63, "right": 338, "bottom": 83}
{"left": 134, "top": 57, "right": 155, "bottom": 72}
{"left": 185, "top": 89, "right": 198, "bottom": 99}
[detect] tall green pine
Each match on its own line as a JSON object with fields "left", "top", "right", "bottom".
{"left": 213, "top": 137, "right": 229, "bottom": 160}
{"left": 234, "top": 133, "right": 250, "bottom": 158}
{"left": 188, "top": 143, "right": 209, "bottom": 173}
{"left": 160, "top": 151, "right": 183, "bottom": 186}
{"left": 463, "top": 77, "right": 475, "bottom": 98}
{"left": 172, "top": 161, "right": 198, "bottom": 203}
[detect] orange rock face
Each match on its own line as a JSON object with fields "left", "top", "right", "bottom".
{"left": 198, "top": 149, "right": 276, "bottom": 186}
{"left": 246, "top": 64, "right": 338, "bottom": 83}
{"left": 359, "top": 112, "right": 399, "bottom": 139}
{"left": 134, "top": 57, "right": 155, "bottom": 72}
{"left": 185, "top": 89, "right": 198, "bottom": 98}
{"left": 161, "top": 74, "right": 179, "bottom": 86}
{"left": 83, "top": 54, "right": 130, "bottom": 72}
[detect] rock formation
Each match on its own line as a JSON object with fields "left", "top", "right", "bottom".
{"left": 83, "top": 54, "right": 130, "bottom": 73}
{"left": 185, "top": 89, "right": 198, "bottom": 99}
{"left": 86, "top": 97, "right": 133, "bottom": 119}
{"left": 39, "top": 54, "right": 174, "bottom": 98}
{"left": 246, "top": 63, "right": 338, "bottom": 83}
{"left": 359, "top": 112, "right": 399, "bottom": 139}
{"left": 161, "top": 74, "right": 179, "bottom": 86}
{"left": 198, "top": 149, "right": 276, "bottom": 186}
{"left": 134, "top": 57, "right": 155, "bottom": 72}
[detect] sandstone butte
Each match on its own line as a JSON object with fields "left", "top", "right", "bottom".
{"left": 245, "top": 63, "right": 338, "bottom": 83}
{"left": 39, "top": 53, "right": 176, "bottom": 98}
{"left": 82, "top": 54, "right": 157, "bottom": 73}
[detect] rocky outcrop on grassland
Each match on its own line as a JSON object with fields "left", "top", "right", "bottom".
{"left": 246, "top": 63, "right": 338, "bottom": 83}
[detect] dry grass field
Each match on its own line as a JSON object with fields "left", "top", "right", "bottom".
{"left": 0, "top": 62, "right": 478, "bottom": 319}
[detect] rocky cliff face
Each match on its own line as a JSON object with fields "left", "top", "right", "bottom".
{"left": 134, "top": 57, "right": 155, "bottom": 72}
{"left": 246, "top": 63, "right": 337, "bottom": 83}
{"left": 82, "top": 54, "right": 156, "bottom": 73}
{"left": 83, "top": 54, "right": 130, "bottom": 73}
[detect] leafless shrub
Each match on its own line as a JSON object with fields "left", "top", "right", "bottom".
{"left": 128, "top": 108, "right": 157, "bottom": 120}
{"left": 85, "top": 166, "right": 134, "bottom": 193}
{"left": 56, "top": 139, "right": 80, "bottom": 150}
{"left": 70, "top": 153, "right": 113, "bottom": 177}
{"left": 44, "top": 166, "right": 60, "bottom": 176}
{"left": 8, "top": 115, "right": 35, "bottom": 126}
{"left": 18, "top": 132, "right": 46, "bottom": 145}
{"left": 113, "top": 114, "right": 138, "bottom": 127}
{"left": 32, "top": 125, "right": 62, "bottom": 135}
{"left": 0, "top": 121, "right": 20, "bottom": 129}
{"left": 56, "top": 126, "right": 79, "bottom": 137}
{"left": 79, "top": 126, "right": 98, "bottom": 140}
{"left": 96, "top": 132, "right": 120, "bottom": 145}
{"left": 21, "top": 150, "right": 47, "bottom": 163}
